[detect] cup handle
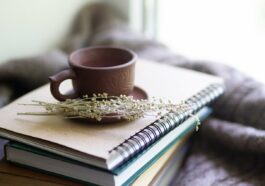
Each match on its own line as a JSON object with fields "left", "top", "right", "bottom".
{"left": 49, "top": 69, "right": 79, "bottom": 101}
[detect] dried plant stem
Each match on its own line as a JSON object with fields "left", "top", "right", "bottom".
{"left": 17, "top": 112, "right": 58, "bottom": 116}
{"left": 18, "top": 93, "right": 197, "bottom": 126}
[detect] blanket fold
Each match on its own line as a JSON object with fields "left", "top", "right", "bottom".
{"left": 0, "top": 3, "right": 264, "bottom": 185}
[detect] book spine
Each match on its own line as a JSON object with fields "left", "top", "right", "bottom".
{"left": 108, "top": 83, "right": 224, "bottom": 169}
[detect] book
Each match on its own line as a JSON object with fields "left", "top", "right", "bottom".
{"left": 0, "top": 139, "right": 80, "bottom": 186}
{"left": 149, "top": 143, "right": 189, "bottom": 186}
{"left": 131, "top": 136, "right": 189, "bottom": 186}
{"left": 0, "top": 60, "right": 223, "bottom": 184}
{"left": 1, "top": 135, "right": 187, "bottom": 186}
{"left": 0, "top": 157, "right": 81, "bottom": 186}
{"left": 5, "top": 130, "right": 191, "bottom": 186}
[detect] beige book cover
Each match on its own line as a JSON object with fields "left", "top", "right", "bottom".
{"left": 0, "top": 59, "right": 223, "bottom": 170}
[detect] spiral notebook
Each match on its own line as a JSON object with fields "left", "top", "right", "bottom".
{"left": 0, "top": 59, "right": 224, "bottom": 172}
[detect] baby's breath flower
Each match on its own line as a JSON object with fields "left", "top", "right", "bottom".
{"left": 18, "top": 94, "right": 198, "bottom": 127}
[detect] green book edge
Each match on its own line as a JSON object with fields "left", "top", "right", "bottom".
{"left": 7, "top": 107, "right": 212, "bottom": 185}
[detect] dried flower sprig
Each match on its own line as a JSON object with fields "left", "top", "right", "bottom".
{"left": 18, "top": 93, "right": 198, "bottom": 125}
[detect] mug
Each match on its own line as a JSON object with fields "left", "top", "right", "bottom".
{"left": 49, "top": 46, "right": 137, "bottom": 101}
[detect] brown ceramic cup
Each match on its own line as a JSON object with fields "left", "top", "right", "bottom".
{"left": 49, "top": 46, "right": 137, "bottom": 101}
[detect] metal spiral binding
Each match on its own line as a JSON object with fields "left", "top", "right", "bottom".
{"left": 108, "top": 83, "right": 224, "bottom": 168}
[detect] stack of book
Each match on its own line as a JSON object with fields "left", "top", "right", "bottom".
{"left": 0, "top": 60, "right": 224, "bottom": 186}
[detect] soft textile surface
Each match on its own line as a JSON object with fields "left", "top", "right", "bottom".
{"left": 1, "top": 3, "right": 265, "bottom": 185}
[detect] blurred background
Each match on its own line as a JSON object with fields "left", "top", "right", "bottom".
{"left": 1, "top": 0, "right": 265, "bottom": 82}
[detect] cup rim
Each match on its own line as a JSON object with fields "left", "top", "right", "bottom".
{"left": 69, "top": 46, "right": 137, "bottom": 70}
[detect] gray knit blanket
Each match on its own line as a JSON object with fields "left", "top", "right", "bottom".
{"left": 1, "top": 3, "right": 265, "bottom": 186}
